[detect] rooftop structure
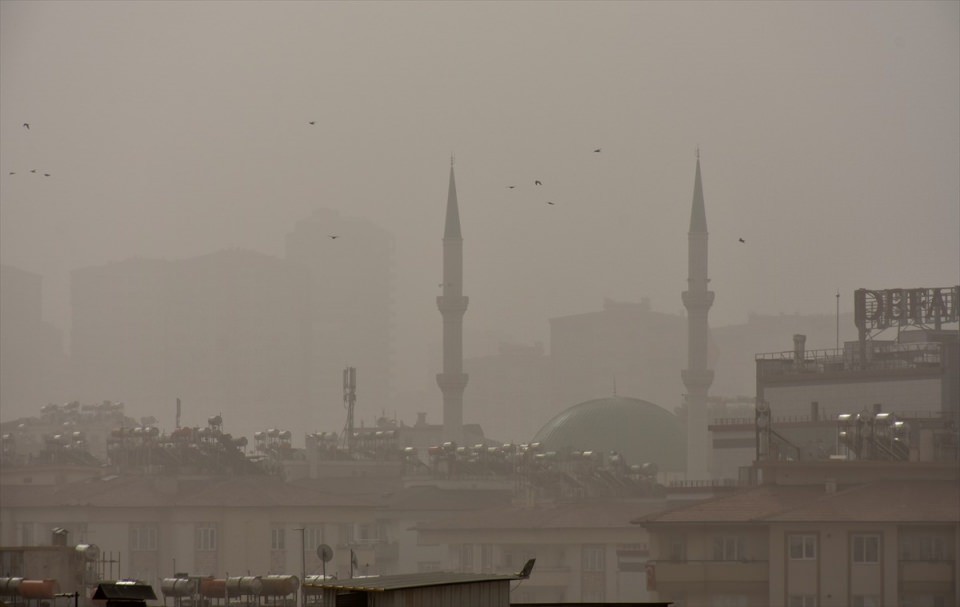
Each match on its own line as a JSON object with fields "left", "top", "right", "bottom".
{"left": 532, "top": 397, "right": 685, "bottom": 474}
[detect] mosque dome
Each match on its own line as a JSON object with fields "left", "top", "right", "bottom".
{"left": 532, "top": 396, "right": 685, "bottom": 472}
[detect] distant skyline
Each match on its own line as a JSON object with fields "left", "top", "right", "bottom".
{"left": 2, "top": 1, "right": 958, "bottom": 402}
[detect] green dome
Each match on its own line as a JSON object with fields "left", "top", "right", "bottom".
{"left": 532, "top": 397, "right": 685, "bottom": 472}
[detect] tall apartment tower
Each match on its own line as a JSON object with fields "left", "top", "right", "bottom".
{"left": 437, "top": 161, "right": 468, "bottom": 444}
{"left": 681, "top": 153, "right": 715, "bottom": 479}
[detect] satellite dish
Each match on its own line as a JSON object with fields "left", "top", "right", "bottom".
{"left": 317, "top": 544, "right": 333, "bottom": 563}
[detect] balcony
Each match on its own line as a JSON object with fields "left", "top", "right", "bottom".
{"left": 652, "top": 560, "right": 769, "bottom": 584}
{"left": 900, "top": 561, "right": 955, "bottom": 583}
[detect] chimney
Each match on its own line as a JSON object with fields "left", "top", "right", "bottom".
{"left": 51, "top": 527, "right": 69, "bottom": 546}
{"left": 793, "top": 334, "right": 807, "bottom": 368}
{"left": 810, "top": 401, "right": 820, "bottom": 421}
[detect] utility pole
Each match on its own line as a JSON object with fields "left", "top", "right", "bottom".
{"left": 295, "top": 528, "right": 305, "bottom": 607}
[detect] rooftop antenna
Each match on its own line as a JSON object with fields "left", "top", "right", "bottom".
{"left": 836, "top": 290, "right": 840, "bottom": 350}
{"left": 342, "top": 367, "right": 357, "bottom": 451}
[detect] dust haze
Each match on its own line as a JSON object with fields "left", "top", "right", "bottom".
{"left": 1, "top": 1, "right": 958, "bottom": 439}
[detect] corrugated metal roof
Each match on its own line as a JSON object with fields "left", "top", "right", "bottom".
{"left": 306, "top": 572, "right": 517, "bottom": 592}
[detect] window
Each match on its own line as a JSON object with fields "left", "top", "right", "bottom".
{"left": 480, "top": 544, "right": 493, "bottom": 573}
{"left": 851, "top": 534, "right": 880, "bottom": 564}
{"left": 664, "top": 534, "right": 686, "bottom": 561}
{"left": 195, "top": 525, "right": 217, "bottom": 551}
{"left": 18, "top": 523, "right": 34, "bottom": 546}
{"left": 851, "top": 596, "right": 880, "bottom": 607}
{"left": 582, "top": 545, "right": 605, "bottom": 572}
{"left": 353, "top": 522, "right": 382, "bottom": 544}
{"left": 788, "top": 595, "right": 817, "bottom": 607}
{"left": 131, "top": 524, "right": 158, "bottom": 551}
{"left": 788, "top": 534, "right": 816, "bottom": 560}
{"left": 304, "top": 526, "right": 324, "bottom": 552}
{"left": 271, "top": 527, "right": 285, "bottom": 551}
{"left": 459, "top": 544, "right": 474, "bottom": 571}
{"left": 901, "top": 534, "right": 951, "bottom": 561}
{"left": 713, "top": 536, "right": 744, "bottom": 561}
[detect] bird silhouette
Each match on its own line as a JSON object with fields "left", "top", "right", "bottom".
{"left": 22, "top": 123, "right": 29, "bottom": 130}
{"left": 507, "top": 185, "right": 516, "bottom": 189}
{"left": 593, "top": 148, "right": 601, "bottom": 153}
{"left": 546, "top": 201, "right": 555, "bottom": 205}
{"left": 309, "top": 121, "right": 316, "bottom": 125}
{"left": 43, "top": 173, "right": 51, "bottom": 177}
{"left": 329, "top": 235, "right": 338, "bottom": 239}
{"left": 738, "top": 238, "right": 745, "bottom": 243}
{"left": 30, "top": 169, "right": 37, "bottom": 173}
{"left": 534, "top": 180, "right": 542, "bottom": 186}
{"left": 8, "top": 172, "right": 14, "bottom": 175}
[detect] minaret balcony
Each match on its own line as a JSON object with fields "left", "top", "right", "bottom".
{"left": 436, "top": 372, "right": 469, "bottom": 392}
{"left": 681, "top": 369, "right": 715, "bottom": 390}
{"left": 436, "top": 295, "right": 469, "bottom": 314}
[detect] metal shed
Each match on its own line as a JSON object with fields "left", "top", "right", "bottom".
{"left": 307, "top": 568, "right": 530, "bottom": 607}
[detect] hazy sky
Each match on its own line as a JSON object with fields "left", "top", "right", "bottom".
{"left": 2, "top": 1, "right": 958, "bottom": 395}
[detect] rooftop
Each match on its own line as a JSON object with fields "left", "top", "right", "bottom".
{"left": 635, "top": 478, "right": 959, "bottom": 526}
{"left": 305, "top": 571, "right": 519, "bottom": 592}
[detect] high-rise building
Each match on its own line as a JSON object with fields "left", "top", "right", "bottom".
{"left": 70, "top": 251, "right": 311, "bottom": 436}
{"left": 0, "top": 264, "right": 66, "bottom": 420}
{"left": 284, "top": 209, "right": 396, "bottom": 433}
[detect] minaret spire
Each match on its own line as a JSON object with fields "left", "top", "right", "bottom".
{"left": 681, "top": 152, "right": 715, "bottom": 479}
{"left": 437, "top": 161, "right": 468, "bottom": 444}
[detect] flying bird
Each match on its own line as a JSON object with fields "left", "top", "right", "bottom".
{"left": 30, "top": 169, "right": 37, "bottom": 173}
{"left": 43, "top": 173, "right": 51, "bottom": 177}
{"left": 8, "top": 172, "right": 14, "bottom": 175}
{"left": 546, "top": 201, "right": 555, "bottom": 205}
{"left": 507, "top": 185, "right": 516, "bottom": 189}
{"left": 328, "top": 235, "right": 338, "bottom": 239}
{"left": 738, "top": 238, "right": 745, "bottom": 243}
{"left": 308, "top": 121, "right": 316, "bottom": 125}
{"left": 593, "top": 148, "right": 601, "bottom": 153}
{"left": 534, "top": 180, "right": 542, "bottom": 186}
{"left": 22, "top": 123, "right": 29, "bottom": 130}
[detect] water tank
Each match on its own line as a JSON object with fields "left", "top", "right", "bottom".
{"left": 0, "top": 578, "right": 23, "bottom": 597}
{"left": 199, "top": 578, "right": 226, "bottom": 598}
{"left": 76, "top": 544, "right": 101, "bottom": 562}
{"left": 302, "top": 576, "right": 333, "bottom": 595}
{"left": 160, "top": 578, "right": 196, "bottom": 598}
{"left": 19, "top": 579, "right": 60, "bottom": 599}
{"left": 225, "top": 576, "right": 262, "bottom": 596}
{"left": 259, "top": 575, "right": 298, "bottom": 596}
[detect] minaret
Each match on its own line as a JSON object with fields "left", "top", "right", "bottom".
{"left": 681, "top": 151, "right": 714, "bottom": 479}
{"left": 437, "top": 158, "right": 468, "bottom": 444}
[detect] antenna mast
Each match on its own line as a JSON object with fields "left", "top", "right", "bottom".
{"left": 343, "top": 367, "right": 357, "bottom": 451}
